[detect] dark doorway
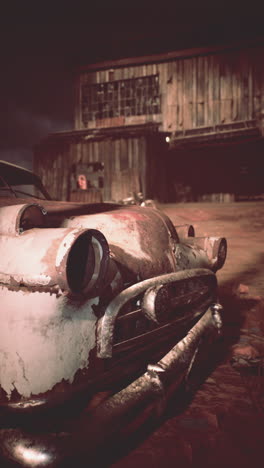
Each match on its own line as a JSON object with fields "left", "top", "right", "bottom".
{"left": 166, "top": 139, "right": 264, "bottom": 202}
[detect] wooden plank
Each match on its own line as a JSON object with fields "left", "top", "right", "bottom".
{"left": 62, "top": 150, "right": 67, "bottom": 201}
{"left": 57, "top": 150, "right": 63, "bottom": 200}
{"left": 187, "top": 59, "right": 194, "bottom": 129}
{"left": 123, "top": 67, "right": 129, "bottom": 80}
{"left": 207, "top": 55, "right": 214, "bottom": 125}
{"left": 105, "top": 69, "right": 110, "bottom": 82}
{"left": 135, "top": 65, "right": 143, "bottom": 78}
{"left": 212, "top": 55, "right": 220, "bottom": 125}
{"left": 260, "top": 47, "right": 264, "bottom": 126}
{"left": 171, "top": 60, "right": 178, "bottom": 131}
{"left": 175, "top": 61, "right": 183, "bottom": 130}
{"left": 120, "top": 138, "right": 128, "bottom": 171}
{"left": 145, "top": 137, "right": 151, "bottom": 198}
{"left": 82, "top": 141, "right": 89, "bottom": 165}
{"left": 236, "top": 53, "right": 243, "bottom": 121}
{"left": 62, "top": 147, "right": 70, "bottom": 200}
{"left": 128, "top": 138, "right": 133, "bottom": 169}
{"left": 119, "top": 68, "right": 125, "bottom": 80}
{"left": 156, "top": 63, "right": 163, "bottom": 130}
{"left": 139, "top": 136, "right": 147, "bottom": 197}
{"left": 183, "top": 59, "right": 189, "bottom": 129}
{"left": 109, "top": 139, "right": 114, "bottom": 200}
{"left": 241, "top": 51, "right": 249, "bottom": 120}
{"left": 125, "top": 66, "right": 133, "bottom": 79}
{"left": 248, "top": 53, "right": 253, "bottom": 120}
{"left": 100, "top": 140, "right": 106, "bottom": 201}
{"left": 97, "top": 70, "right": 102, "bottom": 83}
{"left": 191, "top": 57, "right": 197, "bottom": 127}
{"left": 93, "top": 140, "right": 97, "bottom": 163}
{"left": 166, "top": 61, "right": 177, "bottom": 131}
{"left": 115, "top": 139, "right": 120, "bottom": 172}
{"left": 88, "top": 141, "right": 93, "bottom": 163}
{"left": 133, "top": 138, "right": 139, "bottom": 170}
{"left": 197, "top": 56, "right": 205, "bottom": 127}
{"left": 112, "top": 67, "right": 121, "bottom": 81}
{"left": 236, "top": 50, "right": 247, "bottom": 120}
{"left": 101, "top": 70, "right": 107, "bottom": 82}
{"left": 111, "top": 167, "right": 141, "bottom": 201}
{"left": 203, "top": 56, "right": 209, "bottom": 126}
{"left": 94, "top": 140, "right": 99, "bottom": 162}
{"left": 73, "top": 74, "right": 82, "bottom": 129}
{"left": 105, "top": 140, "right": 112, "bottom": 200}
{"left": 133, "top": 137, "right": 138, "bottom": 170}
{"left": 75, "top": 142, "right": 82, "bottom": 165}
{"left": 98, "top": 140, "right": 103, "bottom": 162}
{"left": 69, "top": 143, "right": 77, "bottom": 200}
{"left": 37, "top": 151, "right": 43, "bottom": 188}
{"left": 52, "top": 150, "right": 57, "bottom": 199}
{"left": 146, "top": 64, "right": 153, "bottom": 75}
{"left": 225, "top": 53, "right": 233, "bottom": 122}
{"left": 160, "top": 62, "right": 168, "bottom": 131}
{"left": 220, "top": 55, "right": 226, "bottom": 122}
{"left": 231, "top": 52, "right": 239, "bottom": 121}
{"left": 70, "top": 189, "right": 102, "bottom": 203}
{"left": 252, "top": 47, "right": 262, "bottom": 119}
{"left": 111, "top": 171, "right": 118, "bottom": 200}
{"left": 177, "top": 59, "right": 184, "bottom": 129}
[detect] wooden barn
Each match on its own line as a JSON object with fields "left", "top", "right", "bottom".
{"left": 34, "top": 38, "right": 264, "bottom": 202}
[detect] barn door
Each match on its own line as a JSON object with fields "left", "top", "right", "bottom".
{"left": 111, "top": 168, "right": 141, "bottom": 202}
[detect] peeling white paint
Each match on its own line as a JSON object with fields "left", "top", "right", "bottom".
{"left": 0, "top": 204, "right": 27, "bottom": 236}
{"left": 0, "top": 229, "right": 62, "bottom": 283}
{"left": 0, "top": 228, "right": 88, "bottom": 291}
{"left": 0, "top": 272, "right": 52, "bottom": 286}
{"left": 203, "top": 237, "right": 218, "bottom": 264}
{"left": 0, "top": 286, "right": 98, "bottom": 398}
{"left": 55, "top": 228, "right": 80, "bottom": 268}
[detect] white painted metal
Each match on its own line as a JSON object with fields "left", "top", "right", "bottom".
{"left": 0, "top": 286, "right": 98, "bottom": 398}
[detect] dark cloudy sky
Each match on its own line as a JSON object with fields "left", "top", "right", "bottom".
{"left": 0, "top": 0, "right": 263, "bottom": 169}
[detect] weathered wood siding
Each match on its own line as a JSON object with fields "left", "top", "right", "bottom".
{"left": 34, "top": 41, "right": 264, "bottom": 204}
{"left": 75, "top": 44, "right": 264, "bottom": 134}
{"left": 34, "top": 135, "right": 153, "bottom": 202}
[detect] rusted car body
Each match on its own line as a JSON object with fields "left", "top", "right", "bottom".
{"left": 0, "top": 160, "right": 227, "bottom": 466}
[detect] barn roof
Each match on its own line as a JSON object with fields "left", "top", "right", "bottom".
{"left": 78, "top": 37, "right": 264, "bottom": 72}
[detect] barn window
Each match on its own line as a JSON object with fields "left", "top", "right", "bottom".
{"left": 81, "top": 74, "right": 160, "bottom": 124}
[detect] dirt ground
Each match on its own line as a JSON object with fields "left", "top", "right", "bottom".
{"left": 109, "top": 202, "right": 264, "bottom": 468}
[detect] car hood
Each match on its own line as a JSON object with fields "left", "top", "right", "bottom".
{"left": 0, "top": 196, "right": 121, "bottom": 218}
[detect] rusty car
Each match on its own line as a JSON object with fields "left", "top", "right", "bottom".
{"left": 0, "top": 160, "right": 227, "bottom": 466}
